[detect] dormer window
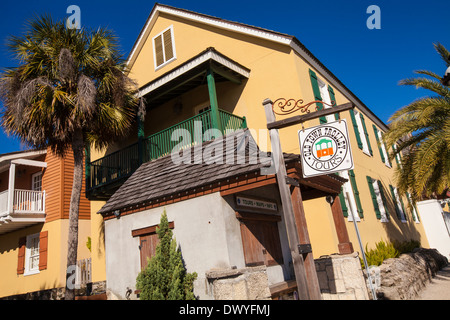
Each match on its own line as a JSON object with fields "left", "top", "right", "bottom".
{"left": 153, "top": 25, "right": 176, "bottom": 70}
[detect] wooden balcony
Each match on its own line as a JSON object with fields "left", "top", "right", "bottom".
{"left": 0, "top": 189, "right": 46, "bottom": 235}
{"left": 86, "top": 109, "right": 247, "bottom": 200}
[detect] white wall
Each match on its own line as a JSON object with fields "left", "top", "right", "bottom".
{"left": 104, "top": 192, "right": 245, "bottom": 300}
{"left": 417, "top": 199, "right": 450, "bottom": 259}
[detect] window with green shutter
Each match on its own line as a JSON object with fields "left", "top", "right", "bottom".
{"left": 366, "top": 176, "right": 381, "bottom": 219}
{"left": 373, "top": 125, "right": 391, "bottom": 167}
{"left": 349, "top": 109, "right": 363, "bottom": 150}
{"left": 348, "top": 170, "right": 364, "bottom": 218}
{"left": 389, "top": 185, "right": 407, "bottom": 222}
{"left": 328, "top": 85, "right": 340, "bottom": 121}
{"left": 309, "top": 69, "right": 326, "bottom": 124}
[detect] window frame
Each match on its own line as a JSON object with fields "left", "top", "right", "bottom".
{"left": 152, "top": 25, "right": 177, "bottom": 71}
{"left": 31, "top": 171, "right": 42, "bottom": 192}
{"left": 24, "top": 233, "right": 40, "bottom": 276}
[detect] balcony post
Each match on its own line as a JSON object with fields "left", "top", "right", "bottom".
{"left": 8, "top": 163, "right": 15, "bottom": 214}
{"left": 206, "top": 68, "right": 223, "bottom": 133}
{"left": 137, "top": 116, "right": 145, "bottom": 165}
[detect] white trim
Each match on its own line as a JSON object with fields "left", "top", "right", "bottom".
{"left": 139, "top": 49, "right": 250, "bottom": 98}
{"left": 11, "top": 159, "right": 47, "bottom": 168}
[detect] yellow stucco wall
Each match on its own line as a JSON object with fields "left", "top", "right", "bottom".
{"left": 0, "top": 219, "right": 91, "bottom": 298}
{"left": 91, "top": 8, "right": 430, "bottom": 265}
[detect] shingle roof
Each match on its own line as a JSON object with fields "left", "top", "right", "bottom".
{"left": 98, "top": 129, "right": 298, "bottom": 214}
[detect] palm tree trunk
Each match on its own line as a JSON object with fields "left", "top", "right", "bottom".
{"left": 64, "top": 129, "right": 84, "bottom": 300}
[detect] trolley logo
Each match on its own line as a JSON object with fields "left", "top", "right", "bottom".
{"left": 299, "top": 119, "right": 354, "bottom": 178}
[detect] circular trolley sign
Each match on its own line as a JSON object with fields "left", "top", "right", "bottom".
{"left": 298, "top": 119, "right": 354, "bottom": 178}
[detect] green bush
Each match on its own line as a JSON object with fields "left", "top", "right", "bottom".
{"left": 136, "top": 211, "right": 197, "bottom": 300}
{"left": 361, "top": 239, "right": 421, "bottom": 269}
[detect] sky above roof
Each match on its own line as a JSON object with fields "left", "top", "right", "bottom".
{"left": 0, "top": 0, "right": 449, "bottom": 154}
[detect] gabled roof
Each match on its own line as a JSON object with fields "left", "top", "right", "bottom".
{"left": 127, "top": 3, "right": 389, "bottom": 131}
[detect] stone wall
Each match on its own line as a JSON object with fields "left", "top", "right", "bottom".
{"left": 206, "top": 266, "right": 272, "bottom": 300}
{"left": 375, "top": 248, "right": 448, "bottom": 300}
{"left": 315, "top": 252, "right": 370, "bottom": 300}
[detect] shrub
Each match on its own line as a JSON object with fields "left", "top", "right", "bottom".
{"left": 136, "top": 211, "right": 197, "bottom": 300}
{"left": 361, "top": 239, "right": 421, "bottom": 269}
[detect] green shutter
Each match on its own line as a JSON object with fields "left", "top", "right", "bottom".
{"left": 389, "top": 185, "right": 402, "bottom": 220}
{"left": 348, "top": 170, "right": 364, "bottom": 218}
{"left": 359, "top": 113, "right": 373, "bottom": 156}
{"left": 309, "top": 69, "right": 327, "bottom": 124}
{"left": 328, "top": 85, "right": 340, "bottom": 120}
{"left": 366, "top": 176, "right": 381, "bottom": 219}
{"left": 350, "top": 109, "right": 363, "bottom": 149}
{"left": 406, "top": 192, "right": 420, "bottom": 222}
{"left": 373, "top": 125, "right": 386, "bottom": 163}
{"left": 377, "top": 180, "right": 390, "bottom": 219}
{"left": 338, "top": 188, "right": 348, "bottom": 218}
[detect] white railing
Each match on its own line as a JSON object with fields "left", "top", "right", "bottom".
{"left": 0, "top": 190, "right": 8, "bottom": 215}
{"left": 13, "top": 189, "right": 46, "bottom": 213}
{"left": 75, "top": 258, "right": 92, "bottom": 289}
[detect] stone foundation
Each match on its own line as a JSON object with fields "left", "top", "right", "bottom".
{"left": 315, "top": 252, "right": 370, "bottom": 300}
{"left": 206, "top": 266, "right": 271, "bottom": 300}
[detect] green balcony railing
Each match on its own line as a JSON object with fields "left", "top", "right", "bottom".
{"left": 87, "top": 109, "right": 246, "bottom": 196}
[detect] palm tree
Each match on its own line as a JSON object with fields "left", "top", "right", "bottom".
{"left": 384, "top": 43, "right": 450, "bottom": 201}
{"left": 0, "top": 16, "right": 138, "bottom": 299}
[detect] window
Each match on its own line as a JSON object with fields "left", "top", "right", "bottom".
{"left": 309, "top": 69, "right": 339, "bottom": 124}
{"left": 25, "top": 233, "right": 40, "bottom": 275}
{"left": 153, "top": 25, "right": 176, "bottom": 70}
{"left": 366, "top": 177, "right": 390, "bottom": 222}
{"left": 406, "top": 192, "right": 420, "bottom": 223}
{"left": 318, "top": 79, "right": 336, "bottom": 124}
{"left": 338, "top": 170, "right": 364, "bottom": 221}
{"left": 32, "top": 172, "right": 42, "bottom": 191}
{"left": 390, "top": 185, "right": 407, "bottom": 223}
{"left": 373, "top": 125, "right": 391, "bottom": 168}
{"left": 238, "top": 212, "right": 284, "bottom": 267}
{"left": 17, "top": 231, "right": 47, "bottom": 275}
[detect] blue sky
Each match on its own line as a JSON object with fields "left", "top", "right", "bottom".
{"left": 0, "top": 0, "right": 449, "bottom": 154}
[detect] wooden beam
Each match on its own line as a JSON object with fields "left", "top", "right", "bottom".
{"left": 291, "top": 184, "right": 322, "bottom": 300}
{"left": 330, "top": 194, "right": 354, "bottom": 254}
{"left": 263, "top": 98, "right": 312, "bottom": 300}
{"left": 267, "top": 102, "right": 354, "bottom": 130}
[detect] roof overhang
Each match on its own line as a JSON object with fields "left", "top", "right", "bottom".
{"left": 138, "top": 47, "right": 250, "bottom": 106}
{"left": 0, "top": 149, "right": 47, "bottom": 173}
{"left": 128, "top": 3, "right": 389, "bottom": 131}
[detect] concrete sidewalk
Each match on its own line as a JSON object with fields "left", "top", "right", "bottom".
{"left": 414, "top": 265, "right": 450, "bottom": 300}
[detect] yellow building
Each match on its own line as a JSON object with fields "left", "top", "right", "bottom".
{"left": 0, "top": 148, "right": 105, "bottom": 299}
{"left": 87, "top": 4, "right": 430, "bottom": 299}
{"left": 1, "top": 3, "right": 430, "bottom": 300}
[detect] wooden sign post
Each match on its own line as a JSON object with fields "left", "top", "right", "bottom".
{"left": 262, "top": 98, "right": 354, "bottom": 300}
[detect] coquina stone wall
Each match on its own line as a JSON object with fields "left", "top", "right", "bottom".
{"left": 375, "top": 248, "right": 448, "bottom": 300}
